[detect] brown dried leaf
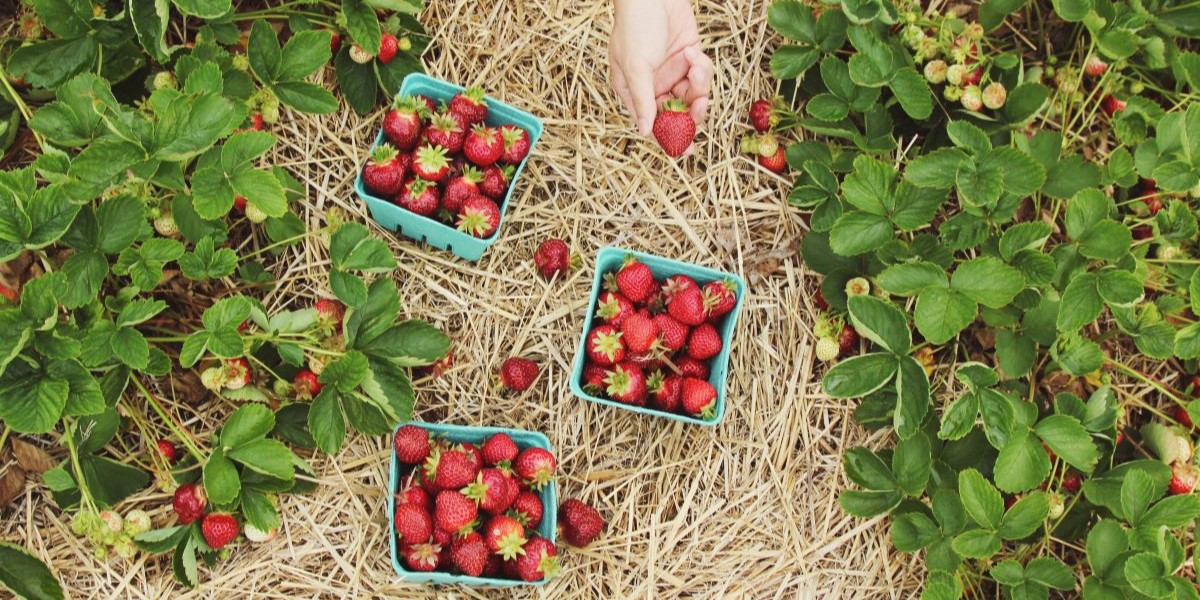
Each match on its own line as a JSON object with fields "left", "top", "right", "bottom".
{"left": 11, "top": 438, "right": 56, "bottom": 473}
{"left": 0, "top": 463, "right": 26, "bottom": 508}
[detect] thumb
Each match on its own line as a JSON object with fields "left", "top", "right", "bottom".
{"left": 625, "top": 61, "right": 659, "bottom": 136}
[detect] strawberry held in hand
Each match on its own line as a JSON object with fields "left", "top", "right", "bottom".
{"left": 652, "top": 97, "right": 696, "bottom": 157}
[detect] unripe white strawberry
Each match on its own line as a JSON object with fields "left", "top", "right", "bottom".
{"left": 845, "top": 277, "right": 871, "bottom": 297}
{"left": 153, "top": 214, "right": 179, "bottom": 237}
{"left": 99, "top": 510, "right": 124, "bottom": 539}
{"left": 113, "top": 539, "right": 137, "bottom": 559}
{"left": 245, "top": 203, "right": 269, "bottom": 224}
{"left": 123, "top": 509, "right": 151, "bottom": 536}
{"left": 1158, "top": 244, "right": 1183, "bottom": 260}
{"left": 201, "top": 366, "right": 227, "bottom": 392}
{"left": 244, "top": 524, "right": 277, "bottom": 543}
{"left": 755, "top": 133, "right": 779, "bottom": 158}
{"left": 982, "top": 82, "right": 1007, "bottom": 109}
{"left": 349, "top": 44, "right": 373, "bottom": 64}
{"left": 816, "top": 338, "right": 840, "bottom": 363}
{"left": 924, "top": 60, "right": 948, "bottom": 84}
{"left": 946, "top": 64, "right": 966, "bottom": 86}
{"left": 1084, "top": 56, "right": 1108, "bottom": 77}
{"left": 961, "top": 85, "right": 983, "bottom": 111}
{"left": 1047, "top": 493, "right": 1065, "bottom": 519}
{"left": 308, "top": 354, "right": 327, "bottom": 376}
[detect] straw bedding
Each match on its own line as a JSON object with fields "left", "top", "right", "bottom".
{"left": 1, "top": 0, "right": 924, "bottom": 597}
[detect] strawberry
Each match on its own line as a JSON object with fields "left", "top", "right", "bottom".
{"left": 749, "top": 98, "right": 777, "bottom": 133}
{"left": 648, "top": 371, "right": 683, "bottom": 413}
{"left": 383, "top": 95, "right": 426, "bottom": 151}
{"left": 435, "top": 450, "right": 479, "bottom": 490}
{"left": 156, "top": 439, "right": 178, "bottom": 465}
{"left": 515, "top": 536, "right": 560, "bottom": 582}
{"left": 393, "top": 424, "right": 431, "bottom": 464}
{"left": 397, "top": 484, "right": 432, "bottom": 512}
{"left": 457, "top": 195, "right": 501, "bottom": 238}
{"left": 1145, "top": 194, "right": 1163, "bottom": 215}
{"left": 377, "top": 33, "right": 398, "bottom": 64}
{"left": 450, "top": 532, "right": 489, "bottom": 577}
{"left": 1102, "top": 95, "right": 1126, "bottom": 117}
{"left": 416, "top": 95, "right": 437, "bottom": 113}
{"left": 668, "top": 285, "right": 708, "bottom": 326}
{"left": 652, "top": 97, "right": 696, "bottom": 158}
{"left": 703, "top": 280, "right": 738, "bottom": 320}
{"left": 200, "top": 513, "right": 239, "bottom": 550}
{"left": 396, "top": 178, "right": 441, "bottom": 216}
{"left": 463, "top": 125, "right": 504, "bottom": 167}
{"left": 596, "top": 292, "right": 635, "bottom": 326}
{"left": 348, "top": 44, "right": 373, "bottom": 64}
{"left": 612, "top": 258, "right": 656, "bottom": 304}
{"left": 677, "top": 357, "right": 710, "bottom": 379}
{"left": 329, "top": 31, "right": 341, "bottom": 54}
{"left": 402, "top": 542, "right": 441, "bottom": 572}
{"left": 605, "top": 361, "right": 648, "bottom": 406}
{"left": 499, "top": 357, "right": 539, "bottom": 392}
{"left": 222, "top": 358, "right": 252, "bottom": 390}
{"left": 422, "top": 112, "right": 465, "bottom": 153}
{"left": 292, "top": 369, "right": 322, "bottom": 399}
{"left": 1170, "top": 463, "right": 1197, "bottom": 495}
{"left": 1132, "top": 226, "right": 1152, "bottom": 240}
{"left": 582, "top": 362, "right": 612, "bottom": 393}
{"left": 431, "top": 525, "right": 452, "bottom": 547}
{"left": 449, "top": 86, "right": 488, "bottom": 127}
{"left": 465, "top": 468, "right": 513, "bottom": 514}
{"left": 483, "top": 554, "right": 504, "bottom": 577}
{"left": 620, "top": 312, "right": 660, "bottom": 354}
{"left": 1061, "top": 472, "right": 1082, "bottom": 494}
{"left": 1084, "top": 56, "right": 1107, "bottom": 77}
{"left": 0, "top": 282, "right": 17, "bottom": 305}
{"left": 315, "top": 298, "right": 344, "bottom": 330}
{"left": 662, "top": 274, "right": 698, "bottom": 303}
{"left": 559, "top": 499, "right": 604, "bottom": 547}
{"left": 394, "top": 503, "right": 433, "bottom": 544}
{"left": 457, "top": 442, "right": 484, "bottom": 470}
{"left": 534, "top": 238, "right": 574, "bottom": 279}
{"left": 815, "top": 289, "right": 828, "bottom": 311}
{"left": 1174, "top": 405, "right": 1195, "bottom": 431}
{"left": 480, "top": 164, "right": 513, "bottom": 199}
{"left": 963, "top": 67, "right": 982, "bottom": 86}
{"left": 653, "top": 314, "right": 689, "bottom": 353}
{"left": 838, "top": 324, "right": 859, "bottom": 355}
{"left": 961, "top": 85, "right": 983, "bottom": 111}
{"left": 508, "top": 491, "right": 543, "bottom": 528}
{"left": 482, "top": 433, "right": 519, "bottom": 466}
{"left": 815, "top": 337, "right": 840, "bottom": 363}
{"left": 434, "top": 490, "right": 478, "bottom": 533}
{"left": 498, "top": 124, "right": 531, "bottom": 164}
{"left": 442, "top": 166, "right": 483, "bottom": 214}
{"left": 586, "top": 324, "right": 626, "bottom": 366}
{"left": 982, "top": 82, "right": 1007, "bottom": 110}
{"left": 680, "top": 377, "right": 717, "bottom": 419}
{"left": 250, "top": 113, "right": 265, "bottom": 131}
{"left": 484, "top": 514, "right": 528, "bottom": 560}
{"left": 362, "top": 144, "right": 407, "bottom": 196}
{"left": 412, "top": 145, "right": 451, "bottom": 182}
{"left": 686, "top": 323, "right": 722, "bottom": 360}
{"left": 514, "top": 447, "right": 556, "bottom": 490}
{"left": 758, "top": 147, "right": 787, "bottom": 173}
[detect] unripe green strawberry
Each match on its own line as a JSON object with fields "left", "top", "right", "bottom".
{"left": 244, "top": 523, "right": 277, "bottom": 543}
{"left": 924, "top": 60, "right": 948, "bottom": 84}
{"left": 201, "top": 366, "right": 226, "bottom": 391}
{"left": 943, "top": 86, "right": 963, "bottom": 102}
{"left": 1158, "top": 244, "right": 1183, "bottom": 260}
{"left": 1047, "top": 493, "right": 1065, "bottom": 519}
{"left": 815, "top": 338, "right": 840, "bottom": 362}
{"left": 232, "top": 54, "right": 250, "bottom": 71}
{"left": 153, "top": 214, "right": 179, "bottom": 237}
{"left": 260, "top": 96, "right": 280, "bottom": 125}
{"left": 398, "top": 36, "right": 412, "bottom": 51}
{"left": 245, "top": 203, "right": 268, "bottom": 224}
{"left": 982, "top": 82, "right": 1007, "bottom": 109}
{"left": 113, "top": 539, "right": 137, "bottom": 559}
{"left": 124, "top": 509, "right": 152, "bottom": 536}
{"left": 845, "top": 277, "right": 870, "bottom": 297}
{"left": 152, "top": 71, "right": 177, "bottom": 91}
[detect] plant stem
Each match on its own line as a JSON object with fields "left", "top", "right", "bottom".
{"left": 62, "top": 421, "right": 98, "bottom": 514}
{"left": 130, "top": 377, "right": 206, "bottom": 462}
{"left": 242, "top": 229, "right": 322, "bottom": 259}
{"left": 0, "top": 64, "right": 45, "bottom": 150}
{"left": 0, "top": 425, "right": 9, "bottom": 454}
{"left": 1106, "top": 358, "right": 1184, "bottom": 406}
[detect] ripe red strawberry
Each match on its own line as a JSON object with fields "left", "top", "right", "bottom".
{"left": 465, "top": 468, "right": 513, "bottom": 514}
{"left": 402, "top": 542, "right": 441, "bottom": 572}
{"left": 652, "top": 97, "right": 696, "bottom": 158}
{"left": 457, "top": 442, "right": 484, "bottom": 470}
{"left": 508, "top": 491, "right": 543, "bottom": 527}
{"left": 514, "top": 447, "right": 556, "bottom": 490}
{"left": 450, "top": 532, "right": 489, "bottom": 577}
{"left": 329, "top": 31, "right": 341, "bottom": 53}
{"left": 596, "top": 292, "right": 635, "bottom": 326}
{"left": 250, "top": 113, "right": 264, "bottom": 131}
{"left": 435, "top": 450, "right": 479, "bottom": 490}
{"left": 1061, "top": 472, "right": 1082, "bottom": 494}
{"left": 703, "top": 280, "right": 738, "bottom": 320}
{"left": 484, "top": 514, "right": 528, "bottom": 560}
{"left": 680, "top": 377, "right": 717, "bottom": 419}
{"left": 758, "top": 147, "right": 787, "bottom": 173}
{"left": 686, "top": 323, "right": 723, "bottom": 360}
{"left": 629, "top": 349, "right": 666, "bottom": 372}
{"left": 1174, "top": 405, "right": 1195, "bottom": 431}
{"left": 1145, "top": 194, "right": 1163, "bottom": 215}
{"left": 534, "top": 238, "right": 573, "bottom": 279}
{"left": 0, "top": 282, "right": 17, "bottom": 304}
{"left": 483, "top": 553, "right": 503, "bottom": 577}
{"left": 393, "top": 424, "right": 431, "bottom": 464}
{"left": 397, "top": 484, "right": 431, "bottom": 512}
{"left": 1132, "top": 225, "right": 1152, "bottom": 240}
{"left": 1084, "top": 56, "right": 1107, "bottom": 77}
{"left": 963, "top": 67, "right": 982, "bottom": 86}
{"left": 394, "top": 503, "right": 433, "bottom": 544}
{"left": 442, "top": 166, "right": 483, "bottom": 214}
{"left": 653, "top": 314, "right": 688, "bottom": 353}
{"left": 315, "top": 298, "right": 344, "bottom": 329}
{"left": 586, "top": 324, "right": 626, "bottom": 366}
{"left": 200, "top": 513, "right": 239, "bottom": 549}
{"left": 498, "top": 124, "right": 531, "bottom": 164}
{"left": 482, "top": 434, "right": 519, "bottom": 466}
{"left": 668, "top": 285, "right": 708, "bottom": 326}
{"left": 415, "top": 95, "right": 437, "bottom": 112}
{"left": 172, "top": 483, "right": 207, "bottom": 524}
{"left": 515, "top": 536, "right": 560, "bottom": 582}
{"left": 412, "top": 146, "right": 451, "bottom": 182}
{"left": 422, "top": 112, "right": 465, "bottom": 153}
{"left": 620, "top": 312, "right": 660, "bottom": 354}
{"left": 677, "top": 357, "right": 710, "bottom": 380}
{"left": 480, "top": 164, "right": 513, "bottom": 199}
{"left": 498, "top": 357, "right": 539, "bottom": 392}
{"left": 612, "top": 259, "right": 656, "bottom": 304}
{"left": 581, "top": 362, "right": 612, "bottom": 393}
{"left": 605, "top": 362, "right": 648, "bottom": 406}
{"left": 431, "top": 525, "right": 452, "bottom": 547}
{"left": 463, "top": 125, "right": 504, "bottom": 167}
{"left": 457, "top": 195, "right": 501, "bottom": 238}
{"left": 377, "top": 33, "right": 398, "bottom": 64}
{"left": 434, "top": 490, "right": 478, "bottom": 533}
{"left": 156, "top": 439, "right": 178, "bottom": 465}
{"left": 661, "top": 274, "right": 697, "bottom": 303}
{"left": 1102, "top": 95, "right": 1126, "bottom": 117}
{"left": 838, "top": 324, "right": 859, "bottom": 355}
{"left": 749, "top": 98, "right": 777, "bottom": 133}
{"left": 1170, "top": 463, "right": 1197, "bottom": 495}
{"left": 383, "top": 95, "right": 426, "bottom": 151}
{"left": 292, "top": 369, "right": 322, "bottom": 399}
{"left": 396, "top": 178, "right": 440, "bottom": 216}
{"left": 449, "top": 86, "right": 488, "bottom": 127}
{"left": 559, "top": 499, "right": 604, "bottom": 547}
{"left": 648, "top": 371, "right": 683, "bottom": 413}
{"left": 363, "top": 145, "right": 408, "bottom": 196}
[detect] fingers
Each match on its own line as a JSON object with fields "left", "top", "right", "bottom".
{"left": 625, "top": 60, "right": 660, "bottom": 136}
{"left": 610, "top": 60, "right": 638, "bottom": 123}
{"left": 682, "top": 46, "right": 713, "bottom": 125}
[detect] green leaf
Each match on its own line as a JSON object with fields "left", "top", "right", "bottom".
{"left": 333, "top": 48, "right": 378, "bottom": 114}
{"left": 110, "top": 327, "right": 150, "bottom": 370}
{"left": 133, "top": 525, "right": 188, "bottom": 554}
{"left": 172, "top": 536, "right": 197, "bottom": 587}
{"left": 959, "top": 469, "right": 1004, "bottom": 529}
{"left": 1121, "top": 470, "right": 1158, "bottom": 526}
{"left": 892, "top": 432, "right": 931, "bottom": 496}
{"left": 307, "top": 389, "right": 345, "bottom": 454}
{"left": 341, "top": 0, "right": 382, "bottom": 55}
{"left": 272, "top": 81, "right": 339, "bottom": 114}
{"left": 980, "top": 0, "right": 1027, "bottom": 30}
{"left": 843, "top": 447, "right": 898, "bottom": 491}
{"left": 203, "top": 448, "right": 240, "bottom": 505}
{"left": 1035, "top": 414, "right": 1099, "bottom": 472}
{"left": 994, "top": 430, "right": 1051, "bottom": 493}
{"left": 891, "top": 512, "right": 940, "bottom": 552}
{"left": 358, "top": 320, "right": 450, "bottom": 365}
{"left": 227, "top": 438, "right": 294, "bottom": 480}
{"left": 116, "top": 299, "right": 167, "bottom": 327}
{"left": 79, "top": 455, "right": 148, "bottom": 506}
{"left": 1057, "top": 273, "right": 1103, "bottom": 331}
{"left": 1087, "top": 519, "right": 1129, "bottom": 577}
{"left": 1044, "top": 155, "right": 1101, "bottom": 199}
{"left": 877, "top": 261, "right": 946, "bottom": 295}
{"left": 1025, "top": 557, "right": 1076, "bottom": 589}
{"left": 822, "top": 353, "right": 898, "bottom": 397}
{"left": 1096, "top": 269, "right": 1143, "bottom": 307}
{"left": 952, "top": 529, "right": 1001, "bottom": 558}
{"left": 1079, "top": 221, "right": 1132, "bottom": 262}
{"left": 230, "top": 169, "right": 287, "bottom": 218}
{"left": 838, "top": 489, "right": 902, "bottom": 517}
{"left": 905, "top": 148, "right": 967, "bottom": 189}
{"left": 841, "top": 155, "right": 893, "bottom": 215}
{"left": 889, "top": 67, "right": 932, "bottom": 120}
{"left": 999, "top": 491, "right": 1048, "bottom": 539}
{"left": 247, "top": 20, "right": 282, "bottom": 82}
{"left": 330, "top": 222, "right": 396, "bottom": 272}
{"left": 172, "top": 0, "right": 230, "bottom": 18}
{"left": 278, "top": 30, "right": 333, "bottom": 81}
{"left": 847, "top": 295, "right": 911, "bottom": 354}
{"left": 829, "top": 211, "right": 893, "bottom": 256}
{"left": 221, "top": 131, "right": 275, "bottom": 171}
{"left": 179, "top": 237, "right": 238, "bottom": 281}
{"left": 1125, "top": 553, "right": 1172, "bottom": 598}
{"left": 914, "top": 287, "right": 976, "bottom": 344}
{"left": 0, "top": 367, "right": 68, "bottom": 434}
{"left": 220, "top": 404, "right": 275, "bottom": 449}
{"left": 951, "top": 257, "right": 1025, "bottom": 308}
{"left": 0, "top": 541, "right": 64, "bottom": 600}
{"left": 770, "top": 45, "right": 820, "bottom": 79}
{"left": 239, "top": 489, "right": 279, "bottom": 532}
{"left": 895, "top": 357, "right": 931, "bottom": 440}
{"left": 992, "top": 147, "right": 1047, "bottom": 196}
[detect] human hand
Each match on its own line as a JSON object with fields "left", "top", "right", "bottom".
{"left": 609, "top": 0, "right": 713, "bottom": 154}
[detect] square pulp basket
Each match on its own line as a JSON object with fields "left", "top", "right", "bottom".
{"left": 388, "top": 421, "right": 557, "bottom": 586}
{"left": 569, "top": 247, "right": 747, "bottom": 426}
{"left": 356, "top": 73, "right": 544, "bottom": 261}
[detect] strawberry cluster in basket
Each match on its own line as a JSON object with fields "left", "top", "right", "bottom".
{"left": 361, "top": 87, "right": 531, "bottom": 238}
{"left": 580, "top": 256, "right": 737, "bottom": 419}
{"left": 392, "top": 426, "right": 602, "bottom": 582}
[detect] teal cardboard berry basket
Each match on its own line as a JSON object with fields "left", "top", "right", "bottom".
{"left": 569, "top": 247, "right": 747, "bottom": 426}
{"left": 356, "top": 73, "right": 544, "bottom": 261}
{"left": 388, "top": 421, "right": 557, "bottom": 587}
